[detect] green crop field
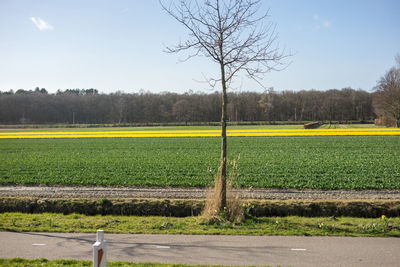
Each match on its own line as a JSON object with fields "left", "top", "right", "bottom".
{"left": 1, "top": 135, "right": 399, "bottom": 189}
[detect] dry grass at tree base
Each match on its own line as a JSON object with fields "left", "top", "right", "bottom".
{"left": 202, "top": 158, "right": 246, "bottom": 224}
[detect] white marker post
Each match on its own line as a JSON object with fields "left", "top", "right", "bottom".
{"left": 93, "top": 230, "right": 106, "bottom": 267}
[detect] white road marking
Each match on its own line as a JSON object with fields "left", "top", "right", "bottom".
{"left": 291, "top": 248, "right": 306, "bottom": 251}
{"left": 156, "top": 245, "right": 170, "bottom": 249}
{"left": 32, "top": 243, "right": 46, "bottom": 246}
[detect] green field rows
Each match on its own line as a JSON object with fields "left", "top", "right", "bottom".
{"left": 1, "top": 136, "right": 399, "bottom": 189}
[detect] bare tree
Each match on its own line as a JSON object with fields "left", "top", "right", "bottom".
{"left": 161, "top": 0, "right": 289, "bottom": 212}
{"left": 373, "top": 55, "right": 400, "bottom": 127}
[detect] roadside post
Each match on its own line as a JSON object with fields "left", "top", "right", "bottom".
{"left": 93, "top": 230, "right": 106, "bottom": 267}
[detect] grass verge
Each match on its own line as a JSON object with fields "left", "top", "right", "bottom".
{"left": 1, "top": 212, "right": 399, "bottom": 237}
{"left": 0, "top": 258, "right": 265, "bottom": 267}
{"left": 1, "top": 197, "right": 399, "bottom": 218}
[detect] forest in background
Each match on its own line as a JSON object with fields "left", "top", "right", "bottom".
{"left": 0, "top": 87, "right": 375, "bottom": 125}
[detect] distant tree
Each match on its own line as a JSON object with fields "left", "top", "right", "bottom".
{"left": 258, "top": 87, "right": 276, "bottom": 122}
{"left": 16, "top": 89, "right": 29, "bottom": 94}
{"left": 34, "top": 87, "right": 48, "bottom": 94}
{"left": 85, "top": 88, "right": 98, "bottom": 95}
{"left": 65, "top": 89, "right": 82, "bottom": 95}
{"left": 161, "top": 0, "right": 289, "bottom": 212}
{"left": 373, "top": 55, "right": 400, "bottom": 127}
{"left": 172, "top": 99, "right": 191, "bottom": 123}
{"left": 0, "top": 89, "right": 14, "bottom": 95}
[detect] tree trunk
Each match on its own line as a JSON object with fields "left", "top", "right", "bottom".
{"left": 218, "top": 62, "right": 227, "bottom": 210}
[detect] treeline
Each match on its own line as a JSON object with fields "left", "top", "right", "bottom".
{"left": 0, "top": 87, "right": 375, "bottom": 124}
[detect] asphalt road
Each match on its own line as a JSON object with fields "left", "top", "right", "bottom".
{"left": 0, "top": 232, "right": 399, "bottom": 266}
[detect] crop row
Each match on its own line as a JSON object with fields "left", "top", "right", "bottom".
{"left": 0, "top": 136, "right": 399, "bottom": 189}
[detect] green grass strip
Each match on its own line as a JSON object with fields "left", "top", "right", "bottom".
{"left": 1, "top": 212, "right": 399, "bottom": 237}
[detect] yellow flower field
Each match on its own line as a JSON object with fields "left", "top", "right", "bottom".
{"left": 0, "top": 128, "right": 399, "bottom": 139}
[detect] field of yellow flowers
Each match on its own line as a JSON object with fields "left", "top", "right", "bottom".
{"left": 1, "top": 128, "right": 399, "bottom": 139}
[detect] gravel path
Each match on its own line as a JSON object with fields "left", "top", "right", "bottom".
{"left": 1, "top": 185, "right": 399, "bottom": 200}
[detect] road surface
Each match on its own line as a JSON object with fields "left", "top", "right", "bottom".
{"left": 0, "top": 232, "right": 399, "bottom": 266}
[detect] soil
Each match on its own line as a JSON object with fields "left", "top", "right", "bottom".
{"left": 1, "top": 185, "right": 399, "bottom": 200}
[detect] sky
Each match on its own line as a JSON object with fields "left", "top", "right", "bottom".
{"left": 0, "top": 0, "right": 399, "bottom": 94}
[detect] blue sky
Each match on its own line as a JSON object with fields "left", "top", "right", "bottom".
{"left": 0, "top": 0, "right": 399, "bottom": 94}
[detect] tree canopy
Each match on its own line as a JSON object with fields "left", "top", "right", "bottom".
{"left": 373, "top": 55, "right": 400, "bottom": 127}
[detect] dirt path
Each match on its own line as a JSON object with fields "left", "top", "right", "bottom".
{"left": 1, "top": 185, "right": 399, "bottom": 200}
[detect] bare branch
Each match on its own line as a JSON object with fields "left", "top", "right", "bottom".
{"left": 193, "top": 72, "right": 221, "bottom": 89}
{"left": 161, "top": 0, "right": 291, "bottom": 89}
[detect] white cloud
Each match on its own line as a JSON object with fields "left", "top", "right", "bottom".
{"left": 312, "top": 14, "right": 332, "bottom": 30}
{"left": 323, "top": 20, "right": 332, "bottom": 28}
{"left": 30, "top": 17, "right": 54, "bottom": 31}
